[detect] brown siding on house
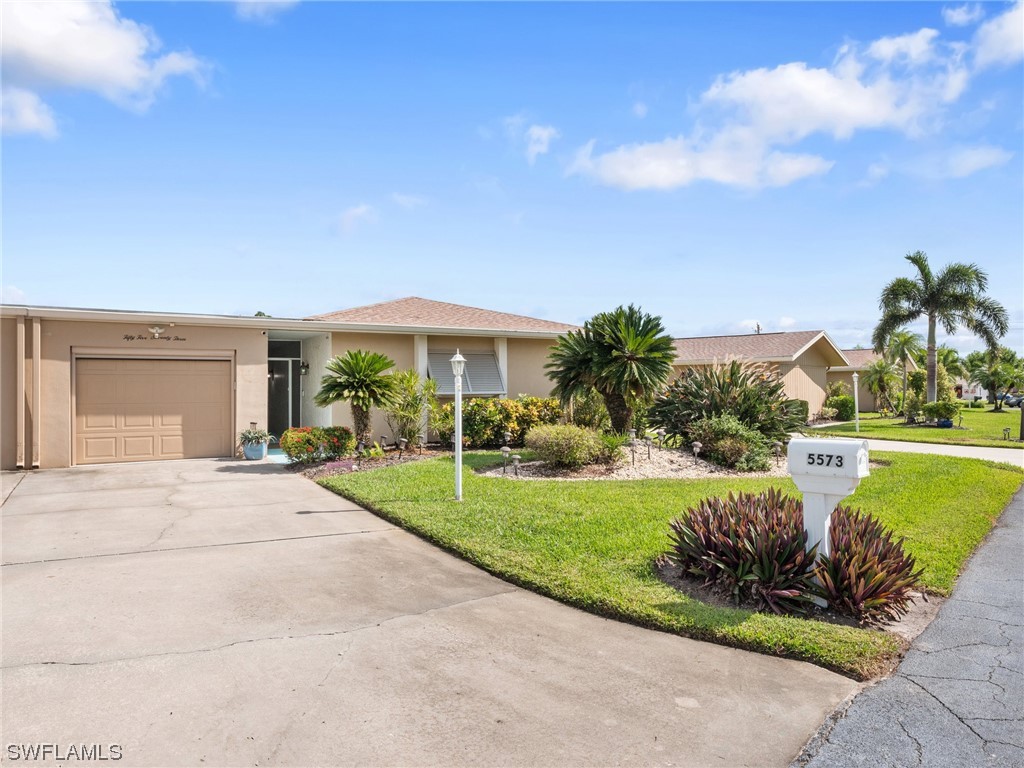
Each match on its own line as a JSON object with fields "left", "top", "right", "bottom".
{"left": 778, "top": 363, "right": 828, "bottom": 416}
{"left": 507, "top": 338, "right": 555, "bottom": 398}
{"left": 1, "top": 318, "right": 18, "bottom": 469}
{"left": 17, "top": 319, "right": 267, "bottom": 469}
{"left": 826, "top": 371, "right": 877, "bottom": 412}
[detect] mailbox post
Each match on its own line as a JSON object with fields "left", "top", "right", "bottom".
{"left": 787, "top": 438, "right": 869, "bottom": 559}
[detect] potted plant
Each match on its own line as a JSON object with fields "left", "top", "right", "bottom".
{"left": 239, "top": 423, "right": 275, "bottom": 460}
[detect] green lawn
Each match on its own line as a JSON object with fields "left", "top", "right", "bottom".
{"left": 815, "top": 407, "right": 1023, "bottom": 449}
{"left": 319, "top": 451, "right": 1022, "bottom": 681}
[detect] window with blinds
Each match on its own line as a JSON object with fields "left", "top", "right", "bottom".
{"left": 427, "top": 352, "right": 506, "bottom": 396}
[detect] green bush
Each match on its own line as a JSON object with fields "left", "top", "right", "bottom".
{"left": 825, "top": 394, "right": 856, "bottom": 421}
{"left": 567, "top": 388, "right": 611, "bottom": 431}
{"left": 815, "top": 506, "right": 923, "bottom": 623}
{"left": 524, "top": 424, "right": 602, "bottom": 468}
{"left": 922, "top": 401, "right": 960, "bottom": 421}
{"left": 432, "top": 396, "right": 562, "bottom": 448}
{"left": 596, "top": 433, "right": 628, "bottom": 464}
{"left": 792, "top": 399, "right": 810, "bottom": 424}
{"left": 321, "top": 426, "right": 356, "bottom": 459}
{"left": 649, "top": 360, "right": 805, "bottom": 444}
{"left": 668, "top": 490, "right": 923, "bottom": 621}
{"left": 383, "top": 370, "right": 437, "bottom": 444}
{"left": 688, "top": 414, "right": 771, "bottom": 471}
{"left": 667, "top": 489, "right": 819, "bottom": 615}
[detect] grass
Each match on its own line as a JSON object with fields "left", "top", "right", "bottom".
{"left": 815, "top": 407, "right": 1023, "bottom": 449}
{"left": 319, "top": 450, "right": 1022, "bottom": 681}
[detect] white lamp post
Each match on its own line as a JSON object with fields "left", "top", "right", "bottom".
{"left": 450, "top": 350, "right": 466, "bottom": 501}
{"left": 852, "top": 372, "right": 860, "bottom": 432}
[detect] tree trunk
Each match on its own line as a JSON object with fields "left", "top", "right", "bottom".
{"left": 352, "top": 405, "right": 372, "bottom": 445}
{"left": 603, "top": 392, "right": 633, "bottom": 433}
{"left": 901, "top": 358, "right": 908, "bottom": 418}
{"left": 926, "top": 315, "right": 937, "bottom": 403}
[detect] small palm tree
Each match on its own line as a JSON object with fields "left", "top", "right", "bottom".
{"left": 884, "top": 329, "right": 923, "bottom": 415}
{"left": 861, "top": 358, "right": 900, "bottom": 413}
{"left": 314, "top": 350, "right": 397, "bottom": 444}
{"left": 873, "top": 252, "right": 1008, "bottom": 403}
{"left": 546, "top": 304, "right": 676, "bottom": 432}
{"left": 968, "top": 355, "right": 1024, "bottom": 412}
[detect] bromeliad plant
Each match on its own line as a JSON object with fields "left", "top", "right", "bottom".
{"left": 815, "top": 507, "right": 924, "bottom": 623}
{"left": 667, "top": 489, "right": 923, "bottom": 621}
{"left": 667, "top": 488, "right": 819, "bottom": 615}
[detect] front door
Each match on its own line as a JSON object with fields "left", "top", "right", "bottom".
{"left": 267, "top": 359, "right": 300, "bottom": 438}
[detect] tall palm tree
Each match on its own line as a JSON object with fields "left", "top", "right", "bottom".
{"left": 873, "top": 251, "right": 1008, "bottom": 403}
{"left": 884, "top": 329, "right": 923, "bottom": 414}
{"left": 546, "top": 304, "right": 676, "bottom": 432}
{"left": 314, "top": 349, "right": 397, "bottom": 444}
{"left": 861, "top": 358, "right": 900, "bottom": 413}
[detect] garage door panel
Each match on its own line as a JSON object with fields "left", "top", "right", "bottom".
{"left": 75, "top": 359, "right": 232, "bottom": 465}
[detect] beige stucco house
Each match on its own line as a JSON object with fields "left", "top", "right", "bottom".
{"left": 672, "top": 330, "right": 850, "bottom": 418}
{"left": 0, "top": 297, "right": 573, "bottom": 470}
{"left": 827, "top": 348, "right": 918, "bottom": 412}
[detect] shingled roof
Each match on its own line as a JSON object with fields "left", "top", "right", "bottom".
{"left": 307, "top": 297, "right": 577, "bottom": 335}
{"left": 832, "top": 348, "right": 918, "bottom": 371}
{"left": 673, "top": 330, "right": 849, "bottom": 366}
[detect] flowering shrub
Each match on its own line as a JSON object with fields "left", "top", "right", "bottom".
{"left": 279, "top": 426, "right": 356, "bottom": 463}
{"left": 432, "top": 396, "right": 562, "bottom": 447}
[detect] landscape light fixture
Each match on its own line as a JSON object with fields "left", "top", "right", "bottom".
{"left": 692, "top": 441, "right": 703, "bottom": 466}
{"left": 629, "top": 435, "right": 637, "bottom": 466}
{"left": 418, "top": 434, "right": 426, "bottom": 455}
{"left": 451, "top": 350, "right": 467, "bottom": 501}
{"left": 772, "top": 441, "right": 783, "bottom": 466}
{"left": 656, "top": 428, "right": 667, "bottom": 449}
{"left": 511, "top": 454, "right": 521, "bottom": 477}
{"left": 398, "top": 437, "right": 408, "bottom": 459}
{"left": 503, "top": 431, "right": 512, "bottom": 445}
{"left": 1004, "top": 428, "right": 1011, "bottom": 441}
{"left": 644, "top": 435, "right": 653, "bottom": 460}
{"left": 501, "top": 445, "right": 511, "bottom": 473}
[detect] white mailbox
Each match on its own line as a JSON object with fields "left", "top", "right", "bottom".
{"left": 787, "top": 438, "right": 869, "bottom": 560}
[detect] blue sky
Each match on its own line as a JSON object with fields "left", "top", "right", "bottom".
{"left": 2, "top": 1, "right": 1022, "bottom": 353}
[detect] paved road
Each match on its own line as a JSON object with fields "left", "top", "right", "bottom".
{"left": 1, "top": 459, "right": 856, "bottom": 767}
{"left": 806, "top": 428, "right": 1024, "bottom": 466}
{"left": 795, "top": 490, "right": 1024, "bottom": 768}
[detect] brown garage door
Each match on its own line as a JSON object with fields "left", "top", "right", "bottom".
{"left": 75, "top": 358, "right": 232, "bottom": 465}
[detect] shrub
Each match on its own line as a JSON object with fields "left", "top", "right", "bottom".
{"left": 817, "top": 406, "right": 839, "bottom": 422}
{"left": 567, "top": 388, "right": 611, "bottom": 432}
{"left": 825, "top": 394, "right": 856, "bottom": 421}
{"left": 825, "top": 380, "right": 850, "bottom": 399}
{"left": 321, "top": 426, "right": 356, "bottom": 460}
{"left": 688, "top": 414, "right": 770, "bottom": 471}
{"left": 907, "top": 370, "right": 926, "bottom": 397}
{"left": 649, "top": 360, "right": 805, "bottom": 444}
{"left": 432, "top": 396, "right": 562, "bottom": 448}
{"left": 524, "top": 424, "right": 602, "bottom": 468}
{"left": 922, "top": 401, "right": 960, "bottom": 421}
{"left": 667, "top": 489, "right": 818, "bottom": 615}
{"left": 280, "top": 427, "right": 325, "bottom": 464}
{"left": 596, "top": 433, "right": 627, "bottom": 464}
{"left": 815, "top": 506, "right": 923, "bottom": 623}
{"left": 383, "top": 370, "right": 437, "bottom": 444}
{"left": 791, "top": 399, "right": 810, "bottom": 424}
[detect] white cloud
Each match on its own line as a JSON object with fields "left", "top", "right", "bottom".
{"left": 942, "top": 4, "right": 985, "bottom": 27}
{"left": 525, "top": 124, "right": 559, "bottom": 164}
{"left": 1, "top": 87, "right": 57, "bottom": 138}
{"left": 1, "top": 285, "right": 27, "bottom": 305}
{"left": 570, "top": 22, "right": 979, "bottom": 191}
{"left": 0, "top": 0, "right": 205, "bottom": 136}
{"left": 392, "top": 193, "right": 427, "bottom": 209}
{"left": 973, "top": 1, "right": 1023, "bottom": 69}
{"left": 632, "top": 101, "right": 648, "bottom": 118}
{"left": 944, "top": 144, "right": 1013, "bottom": 177}
{"left": 340, "top": 204, "right": 376, "bottom": 233}
{"left": 861, "top": 162, "right": 891, "bottom": 186}
{"left": 235, "top": 1, "right": 300, "bottom": 23}
{"left": 778, "top": 316, "right": 797, "bottom": 329}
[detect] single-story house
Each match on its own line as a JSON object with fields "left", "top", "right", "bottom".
{"left": 672, "top": 330, "right": 850, "bottom": 418}
{"left": 826, "top": 348, "right": 919, "bottom": 412}
{"left": 0, "top": 297, "right": 574, "bottom": 470}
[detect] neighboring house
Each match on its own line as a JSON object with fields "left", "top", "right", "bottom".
{"left": 672, "top": 330, "right": 850, "bottom": 418}
{"left": 827, "top": 348, "right": 919, "bottom": 412}
{"left": 0, "top": 297, "right": 574, "bottom": 470}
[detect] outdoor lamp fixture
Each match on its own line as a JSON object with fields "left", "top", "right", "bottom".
{"left": 299, "top": 361, "right": 310, "bottom": 376}
{"left": 628, "top": 429, "right": 637, "bottom": 441}
{"left": 381, "top": 435, "right": 389, "bottom": 448}
{"left": 418, "top": 433, "right": 426, "bottom": 455}
{"left": 772, "top": 441, "right": 783, "bottom": 467}
{"left": 692, "top": 441, "right": 703, "bottom": 466}
{"left": 629, "top": 435, "right": 637, "bottom": 466}
{"left": 852, "top": 373, "right": 861, "bottom": 432}
{"left": 656, "top": 428, "right": 667, "bottom": 449}
{"left": 451, "top": 350, "right": 467, "bottom": 501}
{"left": 503, "top": 431, "right": 512, "bottom": 446}
{"left": 644, "top": 435, "right": 653, "bottom": 460}
{"left": 501, "top": 445, "right": 511, "bottom": 474}
{"left": 958, "top": 415, "right": 964, "bottom": 428}
{"left": 398, "top": 438, "right": 408, "bottom": 459}
{"left": 1004, "top": 428, "right": 1011, "bottom": 441}
{"left": 511, "top": 454, "right": 521, "bottom": 477}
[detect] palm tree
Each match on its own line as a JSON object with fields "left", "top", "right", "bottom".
{"left": 884, "top": 329, "right": 923, "bottom": 415}
{"left": 968, "top": 354, "right": 1024, "bottom": 412}
{"left": 546, "top": 304, "right": 676, "bottom": 432}
{"left": 861, "top": 358, "right": 900, "bottom": 413}
{"left": 314, "top": 349, "right": 397, "bottom": 444}
{"left": 873, "top": 251, "right": 1008, "bottom": 403}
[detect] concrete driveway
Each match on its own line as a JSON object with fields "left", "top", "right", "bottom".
{"left": 2, "top": 459, "right": 857, "bottom": 767}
